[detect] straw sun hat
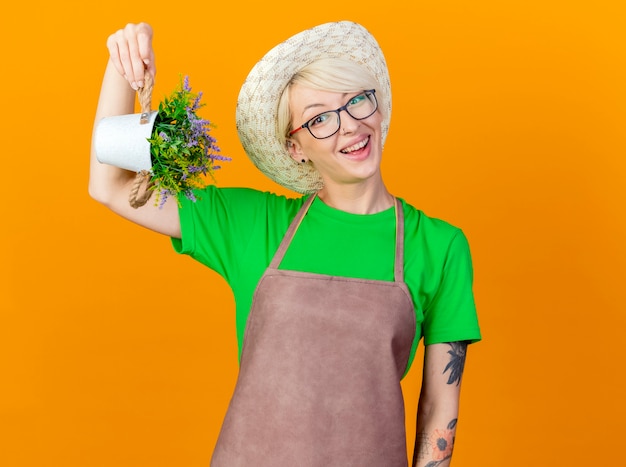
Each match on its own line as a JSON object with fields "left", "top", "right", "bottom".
{"left": 236, "top": 21, "right": 392, "bottom": 194}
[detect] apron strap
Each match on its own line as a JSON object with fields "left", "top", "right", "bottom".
{"left": 269, "top": 194, "right": 405, "bottom": 283}
{"left": 394, "top": 197, "right": 405, "bottom": 283}
{"left": 269, "top": 194, "right": 317, "bottom": 269}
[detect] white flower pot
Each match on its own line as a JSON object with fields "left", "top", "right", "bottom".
{"left": 94, "top": 111, "right": 158, "bottom": 173}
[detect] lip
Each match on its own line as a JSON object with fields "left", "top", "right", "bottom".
{"left": 339, "top": 135, "right": 371, "bottom": 160}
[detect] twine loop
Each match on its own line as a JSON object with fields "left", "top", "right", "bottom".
{"left": 129, "top": 73, "right": 155, "bottom": 209}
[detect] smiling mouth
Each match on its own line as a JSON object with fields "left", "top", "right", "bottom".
{"left": 340, "top": 136, "right": 370, "bottom": 154}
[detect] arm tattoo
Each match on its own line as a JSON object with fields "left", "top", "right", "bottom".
{"left": 413, "top": 419, "right": 458, "bottom": 467}
{"left": 415, "top": 432, "right": 431, "bottom": 461}
{"left": 443, "top": 341, "right": 468, "bottom": 386}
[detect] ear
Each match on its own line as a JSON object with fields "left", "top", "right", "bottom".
{"left": 286, "top": 139, "right": 306, "bottom": 163}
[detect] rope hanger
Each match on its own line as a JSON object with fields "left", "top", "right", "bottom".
{"left": 129, "top": 73, "right": 155, "bottom": 209}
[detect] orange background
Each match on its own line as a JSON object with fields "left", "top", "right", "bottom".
{"left": 1, "top": 1, "right": 625, "bottom": 465}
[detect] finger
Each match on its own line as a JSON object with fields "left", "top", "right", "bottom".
{"left": 106, "top": 27, "right": 140, "bottom": 88}
{"left": 106, "top": 31, "right": 127, "bottom": 78}
{"left": 136, "top": 23, "right": 156, "bottom": 77}
{"left": 122, "top": 25, "right": 148, "bottom": 89}
{"left": 124, "top": 39, "right": 143, "bottom": 89}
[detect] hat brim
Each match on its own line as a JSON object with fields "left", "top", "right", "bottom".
{"left": 236, "top": 21, "right": 392, "bottom": 194}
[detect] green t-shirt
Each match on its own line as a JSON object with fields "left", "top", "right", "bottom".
{"left": 172, "top": 187, "right": 481, "bottom": 374}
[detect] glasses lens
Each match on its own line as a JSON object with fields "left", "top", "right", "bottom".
{"left": 346, "top": 91, "right": 378, "bottom": 120}
{"left": 308, "top": 111, "right": 340, "bottom": 139}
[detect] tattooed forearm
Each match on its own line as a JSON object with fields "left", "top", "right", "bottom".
{"left": 413, "top": 419, "right": 458, "bottom": 467}
{"left": 443, "top": 341, "right": 468, "bottom": 386}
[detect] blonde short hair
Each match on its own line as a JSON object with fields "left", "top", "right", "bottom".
{"left": 277, "top": 57, "right": 388, "bottom": 145}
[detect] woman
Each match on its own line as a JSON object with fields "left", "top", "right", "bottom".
{"left": 90, "top": 21, "right": 481, "bottom": 467}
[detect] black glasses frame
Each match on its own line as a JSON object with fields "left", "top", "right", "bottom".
{"left": 288, "top": 89, "right": 378, "bottom": 139}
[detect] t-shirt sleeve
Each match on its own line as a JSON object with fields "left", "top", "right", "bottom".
{"left": 422, "top": 230, "right": 482, "bottom": 345}
{"left": 171, "top": 186, "right": 301, "bottom": 285}
{"left": 170, "top": 187, "right": 273, "bottom": 281}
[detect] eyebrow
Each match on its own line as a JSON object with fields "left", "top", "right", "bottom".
{"left": 300, "top": 93, "right": 350, "bottom": 118}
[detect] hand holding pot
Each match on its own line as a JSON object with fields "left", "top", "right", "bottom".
{"left": 106, "top": 22, "right": 156, "bottom": 91}
{"left": 90, "top": 22, "right": 182, "bottom": 238}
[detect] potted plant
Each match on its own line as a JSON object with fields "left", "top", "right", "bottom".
{"left": 95, "top": 74, "right": 229, "bottom": 208}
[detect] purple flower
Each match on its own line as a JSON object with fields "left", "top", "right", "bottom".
{"left": 191, "top": 92, "right": 203, "bottom": 111}
{"left": 147, "top": 75, "right": 229, "bottom": 207}
{"left": 184, "top": 190, "right": 197, "bottom": 202}
{"left": 158, "top": 189, "right": 169, "bottom": 209}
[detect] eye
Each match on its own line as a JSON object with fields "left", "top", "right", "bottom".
{"left": 348, "top": 93, "right": 367, "bottom": 106}
{"left": 309, "top": 112, "right": 333, "bottom": 128}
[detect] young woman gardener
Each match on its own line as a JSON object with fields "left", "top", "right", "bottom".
{"left": 90, "top": 21, "right": 481, "bottom": 467}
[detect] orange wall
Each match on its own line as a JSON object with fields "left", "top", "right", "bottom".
{"left": 1, "top": 1, "right": 625, "bottom": 466}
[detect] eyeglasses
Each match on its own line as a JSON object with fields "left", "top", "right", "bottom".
{"left": 288, "top": 90, "right": 378, "bottom": 139}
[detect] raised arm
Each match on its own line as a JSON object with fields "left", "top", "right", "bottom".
{"left": 412, "top": 341, "right": 470, "bottom": 467}
{"left": 89, "top": 22, "right": 181, "bottom": 238}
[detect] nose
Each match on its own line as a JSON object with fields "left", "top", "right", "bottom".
{"left": 339, "top": 110, "right": 359, "bottom": 134}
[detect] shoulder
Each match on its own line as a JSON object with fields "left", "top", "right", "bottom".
{"left": 180, "top": 186, "right": 306, "bottom": 219}
{"left": 398, "top": 198, "right": 466, "bottom": 250}
{"left": 398, "top": 198, "right": 474, "bottom": 292}
{"left": 173, "top": 187, "right": 308, "bottom": 264}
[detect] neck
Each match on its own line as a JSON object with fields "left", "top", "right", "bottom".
{"left": 316, "top": 177, "right": 393, "bottom": 214}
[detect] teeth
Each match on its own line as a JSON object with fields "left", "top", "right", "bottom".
{"left": 341, "top": 137, "right": 369, "bottom": 153}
